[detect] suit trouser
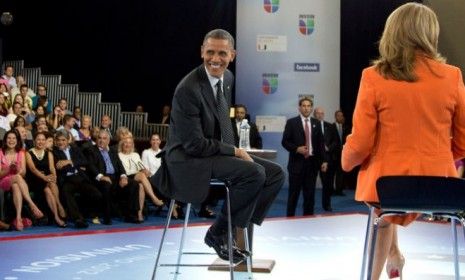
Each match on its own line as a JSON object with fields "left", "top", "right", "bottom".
{"left": 287, "top": 156, "right": 319, "bottom": 216}
{"left": 97, "top": 176, "right": 141, "bottom": 219}
{"left": 61, "top": 175, "right": 102, "bottom": 221}
{"left": 333, "top": 155, "right": 346, "bottom": 193}
{"left": 211, "top": 154, "right": 284, "bottom": 229}
{"left": 319, "top": 160, "right": 335, "bottom": 209}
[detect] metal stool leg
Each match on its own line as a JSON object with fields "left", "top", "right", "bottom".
{"left": 243, "top": 227, "right": 253, "bottom": 279}
{"left": 152, "top": 199, "right": 176, "bottom": 280}
{"left": 225, "top": 186, "right": 235, "bottom": 280}
{"left": 451, "top": 218, "right": 460, "bottom": 280}
{"left": 361, "top": 207, "right": 375, "bottom": 280}
{"left": 367, "top": 217, "right": 381, "bottom": 280}
{"left": 174, "top": 203, "right": 192, "bottom": 276}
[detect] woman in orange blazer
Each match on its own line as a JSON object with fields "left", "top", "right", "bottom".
{"left": 342, "top": 3, "right": 465, "bottom": 279}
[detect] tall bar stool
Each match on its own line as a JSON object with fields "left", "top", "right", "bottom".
{"left": 151, "top": 179, "right": 253, "bottom": 280}
{"left": 360, "top": 176, "right": 465, "bottom": 280}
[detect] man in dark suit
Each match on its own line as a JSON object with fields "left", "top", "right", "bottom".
{"left": 154, "top": 29, "right": 284, "bottom": 262}
{"left": 84, "top": 130, "right": 142, "bottom": 225}
{"left": 333, "top": 110, "right": 351, "bottom": 194}
{"left": 314, "top": 107, "right": 339, "bottom": 211}
{"left": 231, "top": 104, "right": 262, "bottom": 149}
{"left": 282, "top": 98, "right": 328, "bottom": 216}
{"left": 53, "top": 130, "right": 102, "bottom": 228}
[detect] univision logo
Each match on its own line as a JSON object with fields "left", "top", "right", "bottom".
{"left": 299, "top": 15, "right": 315, "bottom": 35}
{"left": 262, "top": 73, "right": 278, "bottom": 94}
{"left": 264, "top": 0, "right": 279, "bottom": 13}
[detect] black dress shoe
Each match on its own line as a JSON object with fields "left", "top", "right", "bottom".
{"left": 74, "top": 219, "right": 89, "bottom": 229}
{"left": 204, "top": 228, "right": 247, "bottom": 263}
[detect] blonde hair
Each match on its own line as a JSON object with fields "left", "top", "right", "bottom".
{"left": 118, "top": 136, "right": 135, "bottom": 154}
{"left": 373, "top": 3, "right": 445, "bottom": 82}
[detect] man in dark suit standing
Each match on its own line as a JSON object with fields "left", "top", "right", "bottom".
{"left": 84, "top": 130, "right": 142, "bottom": 225}
{"left": 155, "top": 29, "right": 284, "bottom": 262}
{"left": 282, "top": 98, "right": 328, "bottom": 216}
{"left": 231, "top": 104, "right": 262, "bottom": 149}
{"left": 313, "top": 107, "right": 338, "bottom": 211}
{"left": 333, "top": 110, "right": 351, "bottom": 195}
{"left": 53, "top": 130, "right": 102, "bottom": 228}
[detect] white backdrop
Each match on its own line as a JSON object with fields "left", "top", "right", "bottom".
{"left": 236, "top": 0, "right": 341, "bottom": 169}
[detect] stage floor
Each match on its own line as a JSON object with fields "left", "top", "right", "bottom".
{"left": 1, "top": 214, "right": 464, "bottom": 280}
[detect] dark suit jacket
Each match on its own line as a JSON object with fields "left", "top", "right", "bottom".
{"left": 319, "top": 120, "right": 339, "bottom": 163}
{"left": 281, "top": 116, "right": 327, "bottom": 174}
{"left": 333, "top": 122, "right": 351, "bottom": 158}
{"left": 154, "top": 65, "right": 236, "bottom": 203}
{"left": 84, "top": 145, "right": 128, "bottom": 180}
{"left": 52, "top": 144, "right": 91, "bottom": 187}
{"left": 231, "top": 118, "right": 263, "bottom": 149}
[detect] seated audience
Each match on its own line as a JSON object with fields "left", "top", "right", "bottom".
{"left": 118, "top": 136, "right": 166, "bottom": 215}
{"left": 26, "top": 132, "right": 66, "bottom": 227}
{"left": 84, "top": 130, "right": 143, "bottom": 224}
{"left": 0, "top": 130, "right": 44, "bottom": 230}
{"left": 53, "top": 130, "right": 101, "bottom": 228}
{"left": 47, "top": 105, "right": 64, "bottom": 130}
{"left": 141, "top": 133, "right": 162, "bottom": 177}
{"left": 78, "top": 115, "right": 92, "bottom": 141}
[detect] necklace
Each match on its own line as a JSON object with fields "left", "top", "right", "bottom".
{"left": 32, "top": 148, "right": 45, "bottom": 160}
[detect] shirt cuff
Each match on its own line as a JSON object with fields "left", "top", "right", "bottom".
{"left": 96, "top": 174, "right": 103, "bottom": 181}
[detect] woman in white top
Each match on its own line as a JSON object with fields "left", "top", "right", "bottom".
{"left": 118, "top": 137, "right": 165, "bottom": 210}
{"left": 141, "top": 133, "right": 162, "bottom": 176}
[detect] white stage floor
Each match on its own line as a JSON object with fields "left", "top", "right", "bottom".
{"left": 1, "top": 214, "right": 464, "bottom": 279}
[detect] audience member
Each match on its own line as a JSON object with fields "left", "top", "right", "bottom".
{"left": 72, "top": 106, "right": 82, "bottom": 129}
{"left": 26, "top": 132, "right": 66, "bottom": 227}
{"left": 10, "top": 75, "right": 35, "bottom": 98}
{"left": 15, "top": 126, "right": 33, "bottom": 150}
{"left": 78, "top": 115, "right": 92, "bottom": 141}
{"left": 2, "top": 65, "right": 16, "bottom": 88}
{"left": 141, "top": 133, "right": 162, "bottom": 177}
{"left": 332, "top": 110, "right": 350, "bottom": 195}
{"left": 0, "top": 130, "right": 44, "bottom": 231}
{"left": 84, "top": 129, "right": 143, "bottom": 224}
{"left": 341, "top": 3, "right": 465, "bottom": 279}
{"left": 313, "top": 107, "right": 338, "bottom": 211}
{"left": 58, "top": 98, "right": 72, "bottom": 115}
{"left": 118, "top": 136, "right": 167, "bottom": 216}
{"left": 99, "top": 114, "right": 113, "bottom": 139}
{"left": 32, "top": 84, "right": 52, "bottom": 113}
{"left": 0, "top": 94, "right": 9, "bottom": 117}
{"left": 53, "top": 130, "right": 102, "bottom": 228}
{"left": 159, "top": 104, "right": 170, "bottom": 124}
{"left": 282, "top": 97, "right": 328, "bottom": 216}
{"left": 47, "top": 105, "right": 64, "bottom": 130}
{"left": 57, "top": 114, "right": 80, "bottom": 141}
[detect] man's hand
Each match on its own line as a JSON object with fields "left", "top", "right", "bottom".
{"left": 119, "top": 176, "right": 128, "bottom": 188}
{"left": 296, "top": 146, "right": 309, "bottom": 156}
{"left": 56, "top": 160, "right": 72, "bottom": 170}
{"left": 100, "top": 176, "right": 112, "bottom": 184}
{"left": 234, "top": 148, "right": 253, "bottom": 162}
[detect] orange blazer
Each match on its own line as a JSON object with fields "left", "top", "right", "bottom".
{"left": 342, "top": 57, "right": 465, "bottom": 204}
